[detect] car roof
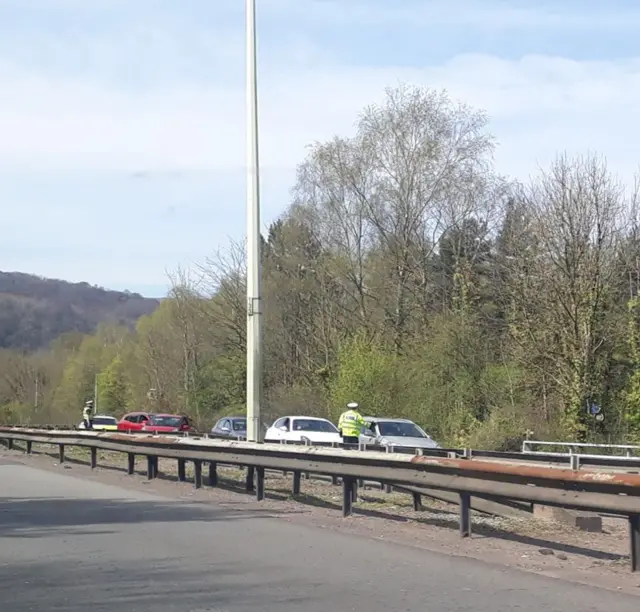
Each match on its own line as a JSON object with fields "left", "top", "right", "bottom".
{"left": 222, "top": 416, "right": 246, "bottom": 421}
{"left": 363, "top": 417, "right": 415, "bottom": 423}
{"left": 272, "top": 416, "right": 332, "bottom": 422}
{"left": 152, "top": 413, "right": 184, "bottom": 417}
{"left": 92, "top": 414, "right": 117, "bottom": 420}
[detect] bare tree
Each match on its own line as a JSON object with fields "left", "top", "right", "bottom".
{"left": 515, "top": 154, "right": 625, "bottom": 436}
{"left": 197, "top": 239, "right": 247, "bottom": 353}
{"left": 294, "top": 85, "right": 498, "bottom": 350}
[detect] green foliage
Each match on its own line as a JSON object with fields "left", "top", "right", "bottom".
{"left": 0, "top": 401, "right": 33, "bottom": 425}
{"left": 193, "top": 353, "right": 246, "bottom": 420}
{"left": 97, "top": 355, "right": 128, "bottom": 415}
{"left": 328, "top": 334, "right": 399, "bottom": 421}
{"left": 2, "top": 86, "right": 639, "bottom": 449}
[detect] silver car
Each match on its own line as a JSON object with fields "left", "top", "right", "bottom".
{"left": 211, "top": 416, "right": 247, "bottom": 440}
{"left": 359, "top": 417, "right": 440, "bottom": 449}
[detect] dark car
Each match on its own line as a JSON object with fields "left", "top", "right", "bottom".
{"left": 211, "top": 416, "right": 247, "bottom": 440}
{"left": 142, "top": 414, "right": 193, "bottom": 434}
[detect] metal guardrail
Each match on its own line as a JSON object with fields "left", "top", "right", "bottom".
{"left": 1, "top": 427, "right": 640, "bottom": 572}
{"left": 11, "top": 424, "right": 640, "bottom": 470}
{"left": 523, "top": 439, "right": 640, "bottom": 458}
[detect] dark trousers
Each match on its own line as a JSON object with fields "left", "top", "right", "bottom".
{"left": 342, "top": 435, "right": 359, "bottom": 445}
{"left": 84, "top": 418, "right": 92, "bottom": 430}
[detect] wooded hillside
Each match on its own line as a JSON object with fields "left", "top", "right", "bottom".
{"left": 0, "top": 272, "right": 159, "bottom": 350}
{"left": 2, "top": 85, "right": 639, "bottom": 449}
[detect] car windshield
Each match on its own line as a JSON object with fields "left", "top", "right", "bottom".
{"left": 92, "top": 417, "right": 116, "bottom": 425}
{"left": 292, "top": 419, "right": 338, "bottom": 433}
{"left": 149, "top": 415, "right": 183, "bottom": 427}
{"left": 376, "top": 421, "right": 426, "bottom": 438}
{"left": 232, "top": 419, "right": 247, "bottom": 431}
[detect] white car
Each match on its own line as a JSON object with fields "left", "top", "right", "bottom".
{"left": 265, "top": 416, "right": 342, "bottom": 444}
{"left": 359, "top": 417, "right": 440, "bottom": 449}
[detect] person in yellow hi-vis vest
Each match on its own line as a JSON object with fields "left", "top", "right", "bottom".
{"left": 82, "top": 399, "right": 93, "bottom": 430}
{"left": 338, "top": 401, "right": 365, "bottom": 445}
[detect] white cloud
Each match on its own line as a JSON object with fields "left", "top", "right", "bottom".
{"left": 260, "top": 0, "right": 640, "bottom": 30}
{"left": 3, "top": 0, "right": 640, "bottom": 292}
{"left": 1, "top": 53, "right": 640, "bottom": 180}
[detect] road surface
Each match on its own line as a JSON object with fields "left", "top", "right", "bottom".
{"left": 0, "top": 458, "right": 637, "bottom": 612}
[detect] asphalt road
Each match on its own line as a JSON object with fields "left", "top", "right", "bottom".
{"left": 0, "top": 459, "right": 638, "bottom": 612}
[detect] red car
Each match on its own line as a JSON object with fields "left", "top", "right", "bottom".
{"left": 117, "top": 412, "right": 151, "bottom": 432}
{"left": 142, "top": 413, "right": 193, "bottom": 433}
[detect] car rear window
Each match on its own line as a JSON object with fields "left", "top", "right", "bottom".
{"left": 149, "top": 415, "right": 183, "bottom": 427}
{"left": 292, "top": 419, "right": 338, "bottom": 433}
{"left": 92, "top": 417, "right": 117, "bottom": 425}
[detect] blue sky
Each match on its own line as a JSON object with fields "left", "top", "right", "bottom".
{"left": 1, "top": 0, "right": 640, "bottom": 297}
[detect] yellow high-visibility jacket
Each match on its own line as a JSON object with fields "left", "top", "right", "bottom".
{"left": 338, "top": 409, "right": 365, "bottom": 437}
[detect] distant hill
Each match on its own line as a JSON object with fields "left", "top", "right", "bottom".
{"left": 0, "top": 271, "right": 160, "bottom": 350}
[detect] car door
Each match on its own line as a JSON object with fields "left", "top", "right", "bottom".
{"left": 121, "top": 414, "right": 147, "bottom": 431}
{"left": 268, "top": 417, "right": 290, "bottom": 441}
{"left": 359, "top": 420, "right": 378, "bottom": 445}
{"left": 118, "top": 414, "right": 135, "bottom": 431}
{"left": 219, "top": 419, "right": 232, "bottom": 438}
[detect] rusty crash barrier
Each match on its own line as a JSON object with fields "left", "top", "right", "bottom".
{"left": 7, "top": 423, "right": 640, "bottom": 472}
{"left": 0, "top": 426, "right": 639, "bottom": 572}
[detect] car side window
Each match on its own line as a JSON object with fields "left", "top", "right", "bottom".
{"left": 124, "top": 415, "right": 136, "bottom": 422}
{"left": 281, "top": 418, "right": 290, "bottom": 431}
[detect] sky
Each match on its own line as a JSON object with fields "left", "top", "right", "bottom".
{"left": 1, "top": 0, "right": 640, "bottom": 297}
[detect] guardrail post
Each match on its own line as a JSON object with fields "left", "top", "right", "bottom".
{"left": 412, "top": 491, "right": 422, "bottom": 511}
{"left": 342, "top": 477, "right": 354, "bottom": 517}
{"left": 208, "top": 462, "right": 218, "bottom": 487}
{"left": 570, "top": 454, "right": 580, "bottom": 470}
{"left": 351, "top": 479, "right": 358, "bottom": 502}
{"left": 193, "top": 460, "right": 202, "bottom": 489}
{"left": 331, "top": 476, "right": 338, "bottom": 485}
{"left": 127, "top": 453, "right": 135, "bottom": 475}
{"left": 246, "top": 467, "right": 255, "bottom": 492}
{"left": 146, "top": 455, "right": 157, "bottom": 480}
{"left": 7, "top": 439, "right": 13, "bottom": 450}
{"left": 384, "top": 446, "right": 393, "bottom": 492}
{"left": 90, "top": 447, "right": 97, "bottom": 469}
{"left": 178, "top": 459, "right": 186, "bottom": 482}
{"left": 459, "top": 492, "right": 471, "bottom": 537}
{"left": 26, "top": 440, "right": 32, "bottom": 454}
{"left": 58, "top": 444, "right": 65, "bottom": 463}
{"left": 256, "top": 467, "right": 265, "bottom": 501}
{"left": 630, "top": 514, "right": 640, "bottom": 572}
{"left": 292, "top": 471, "right": 301, "bottom": 495}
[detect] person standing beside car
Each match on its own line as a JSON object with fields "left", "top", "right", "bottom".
{"left": 338, "top": 401, "right": 365, "bottom": 445}
{"left": 82, "top": 400, "right": 93, "bottom": 430}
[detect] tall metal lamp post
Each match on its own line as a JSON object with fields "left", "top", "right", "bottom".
{"left": 246, "top": 0, "right": 263, "bottom": 443}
